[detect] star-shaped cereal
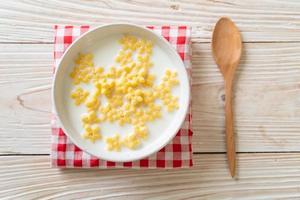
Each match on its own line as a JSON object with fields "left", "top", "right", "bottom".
{"left": 122, "top": 133, "right": 141, "bottom": 150}
{"left": 134, "top": 125, "right": 148, "bottom": 139}
{"left": 137, "top": 39, "right": 153, "bottom": 55}
{"left": 85, "top": 96, "right": 100, "bottom": 111}
{"left": 70, "top": 87, "right": 89, "bottom": 105}
{"left": 119, "top": 35, "right": 138, "bottom": 51}
{"left": 106, "top": 134, "right": 122, "bottom": 151}
{"left": 163, "top": 69, "right": 179, "bottom": 86}
{"left": 82, "top": 125, "right": 101, "bottom": 143}
{"left": 81, "top": 111, "right": 100, "bottom": 124}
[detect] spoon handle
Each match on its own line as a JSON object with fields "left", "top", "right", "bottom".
{"left": 225, "top": 77, "right": 236, "bottom": 177}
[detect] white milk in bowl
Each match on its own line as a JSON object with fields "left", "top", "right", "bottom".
{"left": 61, "top": 32, "right": 186, "bottom": 161}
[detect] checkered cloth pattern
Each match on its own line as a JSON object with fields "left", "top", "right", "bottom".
{"left": 51, "top": 25, "right": 193, "bottom": 168}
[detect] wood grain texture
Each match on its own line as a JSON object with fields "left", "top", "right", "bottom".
{"left": 1, "top": 153, "right": 300, "bottom": 199}
{"left": 1, "top": 1, "right": 300, "bottom": 199}
{"left": 1, "top": 42, "right": 300, "bottom": 154}
{"left": 0, "top": 0, "right": 300, "bottom": 43}
{"left": 0, "top": 44, "right": 52, "bottom": 154}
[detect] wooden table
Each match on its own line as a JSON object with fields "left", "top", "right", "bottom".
{"left": 1, "top": 1, "right": 300, "bottom": 199}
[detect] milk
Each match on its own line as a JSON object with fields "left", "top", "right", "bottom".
{"left": 62, "top": 34, "right": 181, "bottom": 154}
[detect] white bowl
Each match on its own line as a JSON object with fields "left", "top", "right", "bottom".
{"left": 53, "top": 24, "right": 190, "bottom": 162}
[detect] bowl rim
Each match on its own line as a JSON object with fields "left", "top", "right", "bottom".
{"left": 52, "top": 23, "right": 190, "bottom": 162}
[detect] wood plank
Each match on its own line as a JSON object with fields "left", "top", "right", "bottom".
{"left": 0, "top": 42, "right": 300, "bottom": 154}
{"left": 1, "top": 153, "right": 300, "bottom": 199}
{"left": 0, "top": 44, "right": 52, "bottom": 154}
{"left": 0, "top": 0, "right": 300, "bottom": 43}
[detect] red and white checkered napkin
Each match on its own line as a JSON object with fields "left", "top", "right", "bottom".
{"left": 51, "top": 25, "right": 193, "bottom": 168}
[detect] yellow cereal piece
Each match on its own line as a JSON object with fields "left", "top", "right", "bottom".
{"left": 82, "top": 124, "right": 101, "bottom": 143}
{"left": 138, "top": 54, "right": 150, "bottom": 63}
{"left": 85, "top": 96, "right": 100, "bottom": 111}
{"left": 70, "top": 53, "right": 95, "bottom": 85}
{"left": 99, "top": 104, "right": 111, "bottom": 114}
{"left": 134, "top": 125, "right": 148, "bottom": 139}
{"left": 97, "top": 79, "right": 115, "bottom": 97}
{"left": 137, "top": 39, "right": 153, "bottom": 55}
{"left": 166, "top": 100, "right": 179, "bottom": 112}
{"left": 70, "top": 87, "right": 89, "bottom": 105}
{"left": 81, "top": 111, "right": 100, "bottom": 124}
{"left": 119, "top": 35, "right": 138, "bottom": 51}
{"left": 161, "top": 93, "right": 179, "bottom": 112}
{"left": 123, "top": 133, "right": 141, "bottom": 149}
{"left": 106, "top": 66, "right": 118, "bottom": 78}
{"left": 115, "top": 50, "right": 132, "bottom": 65}
{"left": 163, "top": 69, "right": 179, "bottom": 86}
{"left": 93, "top": 88, "right": 101, "bottom": 97}
{"left": 106, "top": 134, "right": 122, "bottom": 151}
{"left": 92, "top": 67, "right": 104, "bottom": 83}
{"left": 75, "top": 53, "right": 94, "bottom": 66}
{"left": 144, "top": 74, "right": 155, "bottom": 86}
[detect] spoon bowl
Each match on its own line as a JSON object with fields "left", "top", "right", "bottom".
{"left": 212, "top": 17, "right": 242, "bottom": 77}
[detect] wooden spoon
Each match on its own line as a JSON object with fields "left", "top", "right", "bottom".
{"left": 211, "top": 17, "right": 242, "bottom": 177}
